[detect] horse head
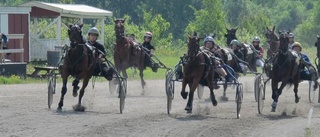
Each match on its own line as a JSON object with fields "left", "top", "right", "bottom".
{"left": 265, "top": 26, "right": 279, "bottom": 43}
{"left": 68, "top": 24, "right": 84, "bottom": 48}
{"left": 187, "top": 33, "right": 201, "bottom": 59}
{"left": 114, "top": 19, "right": 125, "bottom": 39}
{"left": 225, "top": 28, "right": 238, "bottom": 45}
{"left": 278, "top": 30, "right": 290, "bottom": 53}
{"left": 265, "top": 26, "right": 280, "bottom": 56}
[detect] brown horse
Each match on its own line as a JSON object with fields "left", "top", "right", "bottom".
{"left": 270, "top": 30, "right": 301, "bottom": 112}
{"left": 225, "top": 28, "right": 257, "bottom": 72}
{"left": 58, "top": 24, "right": 98, "bottom": 111}
{"left": 180, "top": 34, "right": 217, "bottom": 113}
{"left": 265, "top": 26, "right": 280, "bottom": 59}
{"left": 113, "top": 19, "right": 146, "bottom": 90}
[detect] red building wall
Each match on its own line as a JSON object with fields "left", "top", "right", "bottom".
{"left": 8, "top": 14, "right": 29, "bottom": 62}
{"left": 30, "top": 7, "right": 59, "bottom": 18}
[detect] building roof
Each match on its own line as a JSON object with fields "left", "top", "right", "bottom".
{"left": 21, "top": 1, "right": 112, "bottom": 18}
{"left": 0, "top": 7, "right": 31, "bottom": 14}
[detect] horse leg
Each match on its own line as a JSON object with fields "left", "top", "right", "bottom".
{"left": 122, "top": 70, "right": 128, "bottom": 79}
{"left": 223, "top": 82, "right": 227, "bottom": 97}
{"left": 72, "top": 78, "right": 80, "bottom": 97}
{"left": 293, "top": 79, "right": 300, "bottom": 103}
{"left": 73, "top": 77, "right": 89, "bottom": 111}
{"left": 185, "top": 82, "right": 198, "bottom": 113}
{"left": 251, "top": 56, "right": 257, "bottom": 72}
{"left": 271, "top": 80, "right": 279, "bottom": 112}
{"left": 208, "top": 72, "right": 218, "bottom": 106}
{"left": 139, "top": 69, "right": 146, "bottom": 88}
{"left": 180, "top": 79, "right": 188, "bottom": 99}
{"left": 58, "top": 74, "right": 69, "bottom": 110}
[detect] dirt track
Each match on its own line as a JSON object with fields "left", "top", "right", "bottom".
{"left": 0, "top": 76, "right": 320, "bottom": 137}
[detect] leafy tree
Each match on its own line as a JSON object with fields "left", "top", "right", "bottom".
{"left": 295, "top": 1, "right": 320, "bottom": 47}
{"left": 140, "top": 10, "right": 173, "bottom": 50}
{"left": 185, "top": 0, "right": 226, "bottom": 45}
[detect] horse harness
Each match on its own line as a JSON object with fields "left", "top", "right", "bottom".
{"left": 66, "top": 43, "right": 96, "bottom": 75}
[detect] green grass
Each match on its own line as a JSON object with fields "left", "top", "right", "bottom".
{"left": 0, "top": 52, "right": 184, "bottom": 84}
{"left": 1, "top": 46, "right": 318, "bottom": 84}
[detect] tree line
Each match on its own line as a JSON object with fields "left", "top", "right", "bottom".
{"left": 2, "top": 0, "right": 320, "bottom": 53}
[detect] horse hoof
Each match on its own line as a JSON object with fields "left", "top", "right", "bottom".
{"left": 142, "top": 81, "right": 146, "bottom": 87}
{"left": 271, "top": 107, "right": 276, "bottom": 112}
{"left": 73, "top": 92, "right": 78, "bottom": 97}
{"left": 186, "top": 110, "right": 192, "bottom": 114}
{"left": 73, "top": 105, "right": 86, "bottom": 112}
{"left": 57, "top": 107, "right": 62, "bottom": 111}
{"left": 185, "top": 106, "right": 192, "bottom": 113}
{"left": 212, "top": 100, "right": 218, "bottom": 106}
{"left": 295, "top": 97, "right": 300, "bottom": 103}
{"left": 180, "top": 92, "right": 188, "bottom": 99}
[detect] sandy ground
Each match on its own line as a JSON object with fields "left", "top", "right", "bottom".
{"left": 0, "top": 76, "right": 320, "bottom": 137}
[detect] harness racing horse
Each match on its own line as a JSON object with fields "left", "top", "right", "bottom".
{"left": 270, "top": 31, "right": 301, "bottom": 112}
{"left": 213, "top": 48, "right": 239, "bottom": 99}
{"left": 58, "top": 24, "right": 98, "bottom": 111}
{"left": 180, "top": 34, "right": 217, "bottom": 113}
{"left": 225, "top": 28, "right": 257, "bottom": 72}
{"left": 113, "top": 19, "right": 146, "bottom": 90}
{"left": 265, "top": 26, "right": 280, "bottom": 59}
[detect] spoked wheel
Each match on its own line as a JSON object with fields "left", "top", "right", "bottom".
{"left": 197, "top": 85, "right": 204, "bottom": 99}
{"left": 165, "top": 70, "right": 174, "bottom": 114}
{"left": 236, "top": 84, "right": 243, "bottom": 119}
{"left": 254, "top": 74, "right": 262, "bottom": 102}
{"left": 258, "top": 82, "right": 265, "bottom": 114}
{"left": 119, "top": 78, "right": 127, "bottom": 114}
{"left": 309, "top": 81, "right": 316, "bottom": 103}
{"left": 47, "top": 74, "right": 56, "bottom": 109}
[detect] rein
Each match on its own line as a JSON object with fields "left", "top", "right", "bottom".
{"left": 66, "top": 43, "right": 87, "bottom": 75}
{"left": 184, "top": 51, "right": 206, "bottom": 66}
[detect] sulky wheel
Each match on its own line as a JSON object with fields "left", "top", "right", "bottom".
{"left": 309, "top": 81, "right": 316, "bottom": 103}
{"left": 197, "top": 85, "right": 204, "bottom": 99}
{"left": 254, "top": 74, "right": 262, "bottom": 102}
{"left": 165, "top": 70, "right": 174, "bottom": 114}
{"left": 258, "top": 82, "right": 265, "bottom": 114}
{"left": 47, "top": 75, "right": 55, "bottom": 109}
{"left": 236, "top": 84, "right": 243, "bottom": 119}
{"left": 119, "top": 78, "right": 127, "bottom": 114}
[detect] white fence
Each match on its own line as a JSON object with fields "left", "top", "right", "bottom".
{"left": 30, "top": 39, "right": 69, "bottom": 61}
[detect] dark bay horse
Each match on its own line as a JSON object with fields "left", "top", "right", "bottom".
{"left": 270, "top": 31, "right": 301, "bottom": 112}
{"left": 225, "top": 28, "right": 257, "bottom": 71}
{"left": 58, "top": 24, "right": 98, "bottom": 111}
{"left": 265, "top": 26, "right": 280, "bottom": 59}
{"left": 180, "top": 34, "right": 217, "bottom": 113}
{"left": 114, "top": 19, "right": 146, "bottom": 89}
